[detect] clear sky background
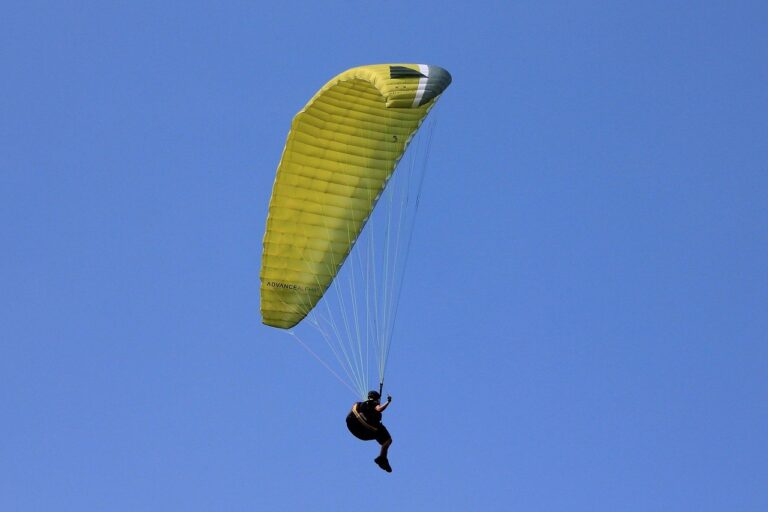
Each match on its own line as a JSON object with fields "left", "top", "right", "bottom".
{"left": 2, "top": 1, "right": 767, "bottom": 511}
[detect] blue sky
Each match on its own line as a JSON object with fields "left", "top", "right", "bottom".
{"left": 2, "top": 1, "right": 767, "bottom": 510}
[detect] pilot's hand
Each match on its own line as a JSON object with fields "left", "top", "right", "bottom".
{"left": 387, "top": 395, "right": 392, "bottom": 403}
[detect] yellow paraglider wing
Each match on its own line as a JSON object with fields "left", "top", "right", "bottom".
{"left": 260, "top": 64, "right": 451, "bottom": 328}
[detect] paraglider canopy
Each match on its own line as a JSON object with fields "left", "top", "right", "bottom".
{"left": 260, "top": 64, "right": 451, "bottom": 398}
{"left": 260, "top": 64, "right": 451, "bottom": 329}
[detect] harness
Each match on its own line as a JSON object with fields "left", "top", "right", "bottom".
{"left": 350, "top": 403, "right": 379, "bottom": 432}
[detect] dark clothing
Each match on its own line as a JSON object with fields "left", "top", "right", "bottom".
{"left": 346, "top": 401, "right": 391, "bottom": 445}
{"left": 356, "top": 399, "right": 382, "bottom": 425}
{"left": 371, "top": 423, "right": 391, "bottom": 445}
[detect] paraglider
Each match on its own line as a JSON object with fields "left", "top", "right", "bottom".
{"left": 346, "top": 391, "right": 393, "bottom": 472}
{"left": 260, "top": 64, "right": 451, "bottom": 471}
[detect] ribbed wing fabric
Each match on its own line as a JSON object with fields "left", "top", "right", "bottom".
{"left": 261, "top": 64, "right": 451, "bottom": 328}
